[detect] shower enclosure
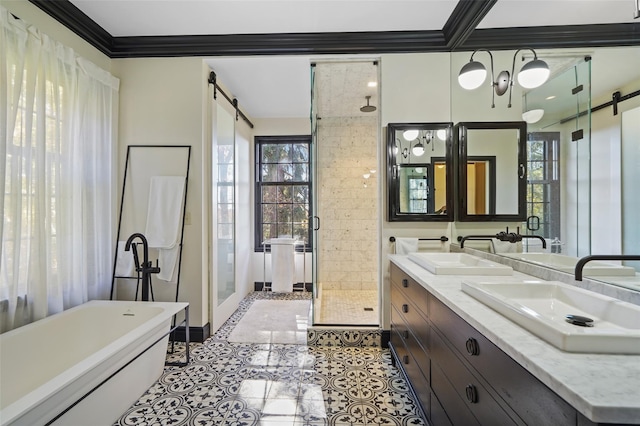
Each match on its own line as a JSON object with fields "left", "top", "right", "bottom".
{"left": 310, "top": 61, "right": 381, "bottom": 326}
{"left": 523, "top": 57, "right": 591, "bottom": 256}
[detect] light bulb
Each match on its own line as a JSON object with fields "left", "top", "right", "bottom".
{"left": 436, "top": 129, "right": 447, "bottom": 141}
{"left": 458, "top": 60, "right": 487, "bottom": 90}
{"left": 518, "top": 59, "right": 550, "bottom": 89}
{"left": 403, "top": 130, "right": 419, "bottom": 141}
{"left": 522, "top": 109, "right": 545, "bottom": 124}
{"left": 412, "top": 143, "right": 425, "bottom": 156}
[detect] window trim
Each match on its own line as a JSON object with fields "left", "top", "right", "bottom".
{"left": 254, "top": 135, "right": 312, "bottom": 253}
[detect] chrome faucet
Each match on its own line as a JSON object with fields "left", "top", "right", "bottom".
{"left": 574, "top": 254, "right": 640, "bottom": 281}
{"left": 125, "top": 233, "right": 160, "bottom": 301}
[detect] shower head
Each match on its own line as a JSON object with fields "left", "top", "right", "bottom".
{"left": 360, "top": 96, "right": 377, "bottom": 113}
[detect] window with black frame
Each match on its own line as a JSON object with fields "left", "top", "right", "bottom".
{"left": 255, "top": 135, "right": 311, "bottom": 252}
{"left": 527, "top": 132, "right": 561, "bottom": 240}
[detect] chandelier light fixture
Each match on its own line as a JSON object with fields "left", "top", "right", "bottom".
{"left": 458, "top": 48, "right": 550, "bottom": 108}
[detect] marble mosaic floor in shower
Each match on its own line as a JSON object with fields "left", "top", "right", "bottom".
{"left": 115, "top": 291, "right": 425, "bottom": 426}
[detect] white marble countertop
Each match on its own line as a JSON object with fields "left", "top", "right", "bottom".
{"left": 389, "top": 254, "right": 640, "bottom": 424}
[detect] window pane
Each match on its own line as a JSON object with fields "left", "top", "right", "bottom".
{"left": 218, "top": 224, "right": 233, "bottom": 239}
{"left": 277, "top": 204, "right": 292, "bottom": 223}
{"left": 277, "top": 185, "right": 292, "bottom": 203}
{"left": 218, "top": 186, "right": 233, "bottom": 203}
{"left": 262, "top": 186, "right": 277, "bottom": 203}
{"left": 292, "top": 144, "right": 309, "bottom": 162}
{"left": 293, "top": 224, "right": 308, "bottom": 243}
{"left": 275, "top": 144, "right": 292, "bottom": 163}
{"left": 218, "top": 165, "right": 233, "bottom": 182}
{"left": 218, "top": 204, "right": 233, "bottom": 223}
{"left": 293, "top": 186, "right": 309, "bottom": 203}
{"left": 262, "top": 204, "right": 276, "bottom": 223}
{"left": 292, "top": 164, "right": 308, "bottom": 181}
{"left": 292, "top": 204, "right": 308, "bottom": 222}
{"left": 218, "top": 145, "right": 233, "bottom": 163}
{"left": 278, "top": 223, "right": 292, "bottom": 237}
{"left": 278, "top": 164, "right": 293, "bottom": 181}
{"left": 262, "top": 164, "right": 278, "bottom": 182}
{"left": 262, "top": 224, "right": 276, "bottom": 242}
{"left": 528, "top": 161, "right": 544, "bottom": 180}
{"left": 261, "top": 144, "right": 278, "bottom": 162}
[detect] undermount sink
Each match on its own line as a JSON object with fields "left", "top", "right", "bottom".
{"left": 501, "top": 253, "right": 637, "bottom": 276}
{"left": 408, "top": 253, "right": 513, "bottom": 275}
{"left": 461, "top": 281, "right": 640, "bottom": 354}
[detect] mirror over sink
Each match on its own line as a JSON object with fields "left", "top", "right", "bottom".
{"left": 386, "top": 122, "right": 454, "bottom": 222}
{"left": 456, "top": 121, "right": 527, "bottom": 222}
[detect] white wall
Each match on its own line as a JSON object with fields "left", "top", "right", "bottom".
{"left": 111, "top": 57, "right": 209, "bottom": 327}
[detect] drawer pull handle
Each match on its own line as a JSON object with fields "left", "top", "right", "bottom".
{"left": 403, "top": 355, "right": 410, "bottom": 364}
{"left": 465, "top": 384, "right": 478, "bottom": 404}
{"left": 402, "top": 279, "right": 409, "bottom": 288}
{"left": 402, "top": 304, "right": 409, "bottom": 313}
{"left": 403, "top": 330, "right": 409, "bottom": 339}
{"left": 465, "top": 338, "right": 480, "bottom": 356}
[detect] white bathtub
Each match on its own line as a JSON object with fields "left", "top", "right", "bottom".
{"left": 0, "top": 300, "right": 188, "bottom": 426}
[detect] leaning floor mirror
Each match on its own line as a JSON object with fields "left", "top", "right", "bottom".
{"left": 387, "top": 122, "right": 454, "bottom": 222}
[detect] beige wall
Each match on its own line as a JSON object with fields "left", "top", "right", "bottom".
{"left": 111, "top": 57, "right": 209, "bottom": 327}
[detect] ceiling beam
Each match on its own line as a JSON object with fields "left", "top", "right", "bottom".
{"left": 461, "top": 23, "right": 640, "bottom": 51}
{"left": 443, "top": 0, "right": 498, "bottom": 50}
{"left": 27, "top": 0, "right": 640, "bottom": 58}
{"left": 28, "top": 0, "right": 112, "bottom": 56}
{"left": 110, "top": 31, "right": 447, "bottom": 58}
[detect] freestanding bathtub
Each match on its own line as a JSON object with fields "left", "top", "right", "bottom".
{"left": 0, "top": 300, "right": 189, "bottom": 426}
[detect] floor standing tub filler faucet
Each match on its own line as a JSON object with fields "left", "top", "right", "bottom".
{"left": 125, "top": 233, "right": 161, "bottom": 301}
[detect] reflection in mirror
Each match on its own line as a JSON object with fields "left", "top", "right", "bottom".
{"left": 465, "top": 156, "right": 496, "bottom": 215}
{"left": 387, "top": 123, "right": 453, "bottom": 221}
{"left": 457, "top": 121, "right": 526, "bottom": 222}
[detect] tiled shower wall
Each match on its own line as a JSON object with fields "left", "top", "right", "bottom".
{"left": 317, "top": 116, "right": 378, "bottom": 291}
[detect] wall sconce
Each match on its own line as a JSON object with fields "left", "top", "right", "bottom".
{"left": 458, "top": 48, "right": 550, "bottom": 108}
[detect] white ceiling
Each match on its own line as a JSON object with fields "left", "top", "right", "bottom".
{"left": 67, "top": 0, "right": 640, "bottom": 118}
{"left": 69, "top": 0, "right": 460, "bottom": 37}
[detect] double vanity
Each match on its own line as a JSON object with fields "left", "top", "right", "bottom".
{"left": 389, "top": 252, "right": 640, "bottom": 425}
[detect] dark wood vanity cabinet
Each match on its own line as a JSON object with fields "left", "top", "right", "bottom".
{"left": 389, "top": 262, "right": 579, "bottom": 426}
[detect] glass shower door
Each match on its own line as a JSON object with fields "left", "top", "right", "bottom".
{"left": 523, "top": 57, "right": 591, "bottom": 256}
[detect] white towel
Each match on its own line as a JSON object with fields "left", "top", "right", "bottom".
{"left": 270, "top": 238, "right": 296, "bottom": 292}
{"left": 395, "top": 238, "right": 419, "bottom": 255}
{"left": 145, "top": 176, "right": 185, "bottom": 281}
{"left": 115, "top": 241, "right": 135, "bottom": 277}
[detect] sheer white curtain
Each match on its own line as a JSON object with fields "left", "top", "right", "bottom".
{"left": 1, "top": 8, "right": 119, "bottom": 332}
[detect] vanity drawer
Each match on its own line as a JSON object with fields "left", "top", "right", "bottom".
{"left": 431, "top": 361, "right": 480, "bottom": 426}
{"left": 391, "top": 282, "right": 429, "bottom": 346}
{"left": 390, "top": 263, "right": 429, "bottom": 318}
{"left": 391, "top": 304, "right": 430, "bottom": 382}
{"left": 430, "top": 390, "right": 454, "bottom": 426}
{"left": 429, "top": 296, "right": 576, "bottom": 425}
{"left": 390, "top": 327, "right": 431, "bottom": 415}
{"left": 430, "top": 329, "right": 521, "bottom": 426}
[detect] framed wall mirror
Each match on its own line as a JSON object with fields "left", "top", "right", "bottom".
{"left": 387, "top": 122, "right": 454, "bottom": 221}
{"left": 456, "top": 121, "right": 527, "bottom": 222}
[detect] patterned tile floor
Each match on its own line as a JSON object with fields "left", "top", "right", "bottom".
{"left": 115, "top": 292, "right": 426, "bottom": 426}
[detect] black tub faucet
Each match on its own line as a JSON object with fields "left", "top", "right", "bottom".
{"left": 125, "top": 233, "right": 161, "bottom": 301}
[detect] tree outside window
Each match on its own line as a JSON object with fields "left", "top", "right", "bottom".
{"left": 255, "top": 136, "right": 311, "bottom": 251}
